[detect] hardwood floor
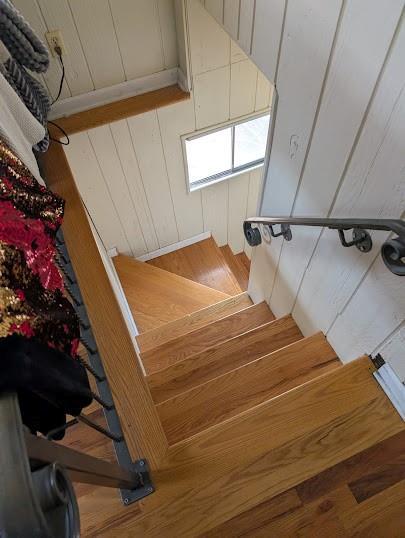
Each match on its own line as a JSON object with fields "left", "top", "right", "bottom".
{"left": 65, "top": 427, "right": 405, "bottom": 537}
{"left": 147, "top": 237, "right": 243, "bottom": 296}
{"left": 71, "top": 358, "right": 404, "bottom": 537}
{"left": 204, "top": 430, "right": 405, "bottom": 537}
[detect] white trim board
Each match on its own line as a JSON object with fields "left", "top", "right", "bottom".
{"left": 374, "top": 363, "right": 405, "bottom": 421}
{"left": 177, "top": 67, "right": 191, "bottom": 92}
{"left": 135, "top": 231, "right": 211, "bottom": 262}
{"left": 49, "top": 68, "right": 180, "bottom": 120}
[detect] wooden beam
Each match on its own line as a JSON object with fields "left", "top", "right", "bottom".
{"left": 50, "top": 85, "right": 190, "bottom": 136}
{"left": 39, "top": 143, "right": 168, "bottom": 469}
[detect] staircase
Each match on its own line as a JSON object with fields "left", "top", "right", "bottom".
{"left": 123, "top": 239, "right": 342, "bottom": 447}
{"left": 76, "top": 239, "right": 404, "bottom": 536}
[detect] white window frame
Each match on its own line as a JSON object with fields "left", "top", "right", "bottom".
{"left": 181, "top": 110, "right": 270, "bottom": 193}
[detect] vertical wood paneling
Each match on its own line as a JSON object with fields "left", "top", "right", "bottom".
{"left": 258, "top": 0, "right": 342, "bottom": 304}
{"left": 87, "top": 125, "right": 147, "bottom": 257}
{"left": 202, "top": 180, "right": 229, "bottom": 246}
{"left": 188, "top": 0, "right": 230, "bottom": 76}
{"left": 110, "top": 0, "right": 164, "bottom": 80}
{"left": 271, "top": 0, "right": 402, "bottom": 318}
{"left": 157, "top": 0, "right": 179, "bottom": 68}
{"left": 224, "top": 0, "right": 240, "bottom": 40}
{"left": 293, "top": 21, "right": 405, "bottom": 336}
{"left": 230, "top": 59, "right": 257, "bottom": 118}
{"left": 37, "top": 0, "right": 94, "bottom": 95}
{"left": 13, "top": 0, "right": 71, "bottom": 100}
{"left": 327, "top": 256, "right": 405, "bottom": 362}
{"left": 228, "top": 173, "right": 249, "bottom": 253}
{"left": 205, "top": 0, "right": 224, "bottom": 25}
{"left": 68, "top": 0, "right": 125, "bottom": 89}
{"left": 255, "top": 70, "right": 272, "bottom": 111}
{"left": 194, "top": 65, "right": 230, "bottom": 128}
{"left": 109, "top": 120, "right": 160, "bottom": 252}
{"left": 127, "top": 110, "right": 179, "bottom": 247}
{"left": 16, "top": 0, "right": 178, "bottom": 99}
{"left": 244, "top": 167, "right": 263, "bottom": 256}
{"left": 238, "top": 0, "right": 255, "bottom": 54}
{"left": 261, "top": 0, "right": 342, "bottom": 216}
{"left": 231, "top": 40, "right": 247, "bottom": 63}
{"left": 64, "top": 132, "right": 131, "bottom": 254}
{"left": 251, "top": 0, "right": 285, "bottom": 83}
{"left": 157, "top": 97, "right": 204, "bottom": 240}
{"left": 61, "top": 0, "right": 264, "bottom": 262}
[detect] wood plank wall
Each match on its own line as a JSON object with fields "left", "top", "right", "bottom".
{"left": 202, "top": 0, "right": 405, "bottom": 379}
{"left": 63, "top": 0, "right": 273, "bottom": 259}
{"left": 14, "top": 0, "right": 178, "bottom": 100}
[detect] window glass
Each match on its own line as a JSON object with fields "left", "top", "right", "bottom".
{"left": 186, "top": 128, "right": 232, "bottom": 184}
{"left": 184, "top": 112, "right": 270, "bottom": 190}
{"left": 234, "top": 114, "right": 270, "bottom": 168}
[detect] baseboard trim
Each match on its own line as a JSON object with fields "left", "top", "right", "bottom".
{"left": 374, "top": 362, "right": 405, "bottom": 421}
{"left": 50, "top": 68, "right": 180, "bottom": 120}
{"left": 136, "top": 232, "right": 211, "bottom": 262}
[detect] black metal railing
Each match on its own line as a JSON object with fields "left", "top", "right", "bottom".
{"left": 244, "top": 217, "right": 405, "bottom": 276}
{"left": 0, "top": 231, "right": 153, "bottom": 537}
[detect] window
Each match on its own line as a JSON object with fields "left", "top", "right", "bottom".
{"left": 182, "top": 112, "right": 270, "bottom": 191}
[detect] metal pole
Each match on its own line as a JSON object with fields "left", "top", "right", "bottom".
{"left": 25, "top": 431, "right": 141, "bottom": 491}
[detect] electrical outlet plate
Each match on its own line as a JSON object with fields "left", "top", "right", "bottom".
{"left": 45, "top": 30, "right": 66, "bottom": 58}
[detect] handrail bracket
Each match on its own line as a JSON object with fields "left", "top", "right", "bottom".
{"left": 338, "top": 228, "right": 372, "bottom": 252}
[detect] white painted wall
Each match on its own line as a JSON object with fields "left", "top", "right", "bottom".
{"left": 64, "top": 0, "right": 273, "bottom": 258}
{"left": 202, "top": 0, "right": 405, "bottom": 380}
{"left": 14, "top": 0, "right": 179, "bottom": 100}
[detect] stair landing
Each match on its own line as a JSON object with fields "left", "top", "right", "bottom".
{"left": 113, "top": 254, "right": 230, "bottom": 332}
{"left": 146, "top": 237, "right": 244, "bottom": 296}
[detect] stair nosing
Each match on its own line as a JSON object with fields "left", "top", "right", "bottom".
{"left": 136, "top": 292, "right": 253, "bottom": 353}
{"left": 141, "top": 300, "right": 274, "bottom": 362}
{"left": 146, "top": 313, "right": 294, "bottom": 378}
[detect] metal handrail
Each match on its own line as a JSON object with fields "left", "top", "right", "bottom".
{"left": 243, "top": 217, "right": 405, "bottom": 276}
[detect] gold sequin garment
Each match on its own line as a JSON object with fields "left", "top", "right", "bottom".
{"left": 0, "top": 137, "right": 80, "bottom": 356}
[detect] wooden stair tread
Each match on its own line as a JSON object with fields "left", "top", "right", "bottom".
{"left": 113, "top": 254, "right": 229, "bottom": 333}
{"left": 146, "top": 237, "right": 243, "bottom": 296}
{"left": 141, "top": 301, "right": 275, "bottom": 374}
{"left": 136, "top": 292, "right": 253, "bottom": 354}
{"left": 102, "top": 357, "right": 404, "bottom": 537}
{"left": 147, "top": 315, "right": 303, "bottom": 403}
{"left": 157, "top": 333, "right": 340, "bottom": 444}
{"left": 220, "top": 245, "right": 250, "bottom": 291}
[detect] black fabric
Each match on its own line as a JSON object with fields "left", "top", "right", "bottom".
{"left": 0, "top": 334, "right": 92, "bottom": 438}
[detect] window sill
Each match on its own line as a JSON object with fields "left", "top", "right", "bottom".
{"left": 188, "top": 163, "right": 263, "bottom": 193}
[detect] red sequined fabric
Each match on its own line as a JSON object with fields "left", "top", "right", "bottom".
{"left": 0, "top": 138, "right": 79, "bottom": 357}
